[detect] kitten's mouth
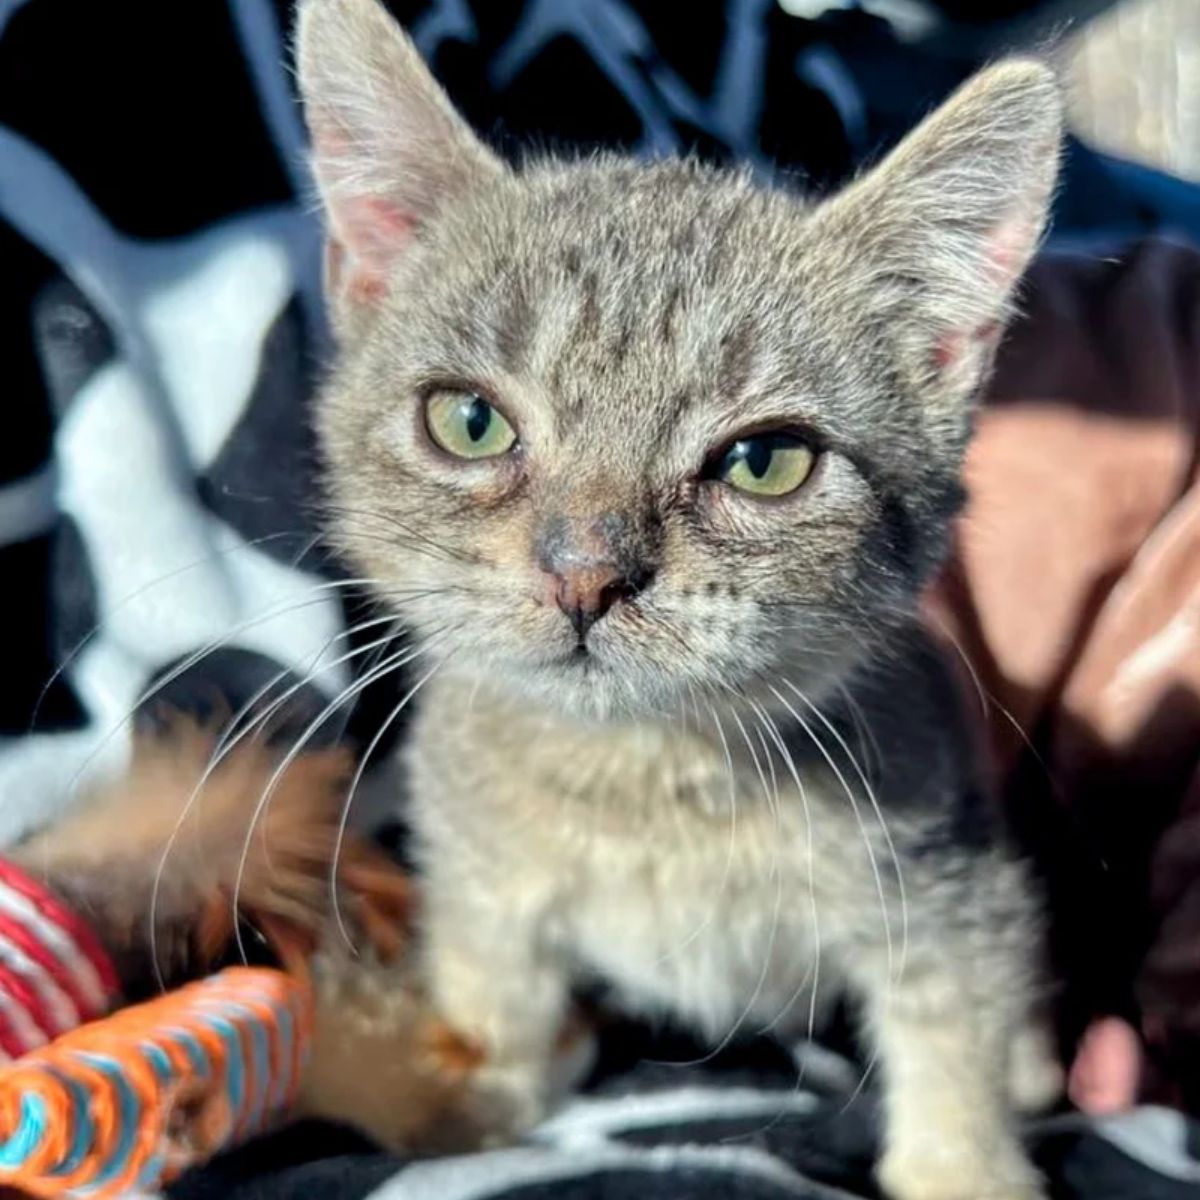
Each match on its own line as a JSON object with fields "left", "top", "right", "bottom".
{"left": 545, "top": 640, "right": 603, "bottom": 675}
{"left": 565, "top": 642, "right": 594, "bottom": 669}
{"left": 524, "top": 642, "right": 600, "bottom": 673}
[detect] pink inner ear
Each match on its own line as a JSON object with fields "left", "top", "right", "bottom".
{"left": 335, "top": 195, "right": 416, "bottom": 303}
{"left": 312, "top": 121, "right": 417, "bottom": 305}
{"left": 985, "top": 212, "right": 1034, "bottom": 289}
{"left": 932, "top": 211, "right": 1033, "bottom": 374}
{"left": 932, "top": 332, "right": 963, "bottom": 372}
{"left": 933, "top": 320, "right": 1000, "bottom": 372}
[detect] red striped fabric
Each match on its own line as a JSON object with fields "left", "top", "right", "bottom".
{"left": 0, "top": 914, "right": 86, "bottom": 1026}
{"left": 0, "top": 858, "right": 119, "bottom": 1058}
{"left": 0, "top": 952, "right": 55, "bottom": 1044}
{"left": 0, "top": 859, "right": 119, "bottom": 998}
{"left": 0, "top": 997, "right": 27, "bottom": 1061}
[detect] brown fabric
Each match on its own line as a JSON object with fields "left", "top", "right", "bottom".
{"left": 926, "top": 236, "right": 1200, "bottom": 1110}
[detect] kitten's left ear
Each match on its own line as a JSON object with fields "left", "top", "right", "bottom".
{"left": 296, "top": 0, "right": 506, "bottom": 336}
{"left": 811, "top": 60, "right": 1062, "bottom": 407}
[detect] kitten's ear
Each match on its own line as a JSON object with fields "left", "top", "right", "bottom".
{"left": 812, "top": 60, "right": 1062, "bottom": 407}
{"left": 296, "top": 0, "right": 505, "bottom": 335}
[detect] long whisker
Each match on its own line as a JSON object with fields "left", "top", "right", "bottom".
{"left": 836, "top": 682, "right": 883, "bottom": 781}
{"left": 679, "top": 694, "right": 784, "bottom": 1065}
{"left": 728, "top": 692, "right": 839, "bottom": 1145}
{"left": 146, "top": 616, "right": 411, "bottom": 988}
{"left": 330, "top": 657, "right": 446, "bottom": 950}
{"left": 769, "top": 684, "right": 890, "bottom": 1112}
{"left": 28, "top": 529, "right": 326, "bottom": 732}
{"left": 322, "top": 504, "right": 478, "bottom": 565}
{"left": 330, "top": 526, "right": 478, "bottom": 570}
{"left": 751, "top": 701, "right": 822, "bottom": 1083}
{"left": 130, "top": 576, "right": 377, "bottom": 714}
{"left": 60, "top": 576, "right": 396, "bottom": 803}
{"left": 923, "top": 614, "right": 1052, "bottom": 780}
{"left": 768, "top": 683, "right": 896, "bottom": 986}
{"left": 642, "top": 692, "right": 743, "bottom": 1069}
{"left": 650, "top": 691, "right": 740, "bottom": 967}
{"left": 212, "top": 617, "right": 398, "bottom": 764}
{"left": 785, "top": 682, "right": 909, "bottom": 986}
{"left": 228, "top": 631, "right": 451, "bottom": 965}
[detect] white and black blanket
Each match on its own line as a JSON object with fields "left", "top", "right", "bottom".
{"left": 2, "top": 1, "right": 1199, "bottom": 1196}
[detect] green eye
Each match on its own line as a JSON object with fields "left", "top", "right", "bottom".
{"left": 424, "top": 390, "right": 517, "bottom": 459}
{"left": 716, "top": 433, "right": 815, "bottom": 497}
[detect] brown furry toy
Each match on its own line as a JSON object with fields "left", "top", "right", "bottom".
{"left": 10, "top": 716, "right": 412, "bottom": 990}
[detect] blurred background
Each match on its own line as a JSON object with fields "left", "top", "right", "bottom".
{"left": 1067, "top": 0, "right": 1198, "bottom": 181}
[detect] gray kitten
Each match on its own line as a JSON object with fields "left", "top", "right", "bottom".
{"left": 297, "top": 1, "right": 1064, "bottom": 1196}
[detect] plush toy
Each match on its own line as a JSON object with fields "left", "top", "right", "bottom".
{"left": 0, "top": 718, "right": 461, "bottom": 1197}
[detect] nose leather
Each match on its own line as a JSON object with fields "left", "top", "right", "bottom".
{"left": 536, "top": 512, "right": 653, "bottom": 639}
{"left": 554, "top": 563, "right": 636, "bottom": 637}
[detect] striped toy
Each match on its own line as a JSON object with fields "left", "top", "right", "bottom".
{"left": 0, "top": 859, "right": 120, "bottom": 1059}
{"left": 0, "top": 858, "right": 313, "bottom": 1197}
{"left": 0, "top": 968, "right": 312, "bottom": 1197}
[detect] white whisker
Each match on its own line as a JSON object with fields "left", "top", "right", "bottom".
{"left": 650, "top": 687, "right": 741, "bottom": 971}
{"left": 146, "top": 615, "right": 410, "bottom": 988}
{"left": 679, "top": 694, "right": 782, "bottom": 1063}
{"left": 228, "top": 633, "right": 447, "bottom": 966}
{"left": 60, "top": 576, "right": 400, "bottom": 804}
{"left": 29, "top": 530, "right": 328, "bottom": 730}
{"left": 785, "top": 682, "right": 909, "bottom": 986}
{"left": 330, "top": 657, "right": 446, "bottom": 949}
{"left": 751, "top": 701, "right": 822, "bottom": 1080}
{"left": 769, "top": 684, "right": 896, "bottom": 986}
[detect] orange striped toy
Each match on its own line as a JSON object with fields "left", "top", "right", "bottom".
{"left": 0, "top": 967, "right": 312, "bottom": 1197}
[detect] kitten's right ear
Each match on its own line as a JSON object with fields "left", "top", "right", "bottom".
{"left": 296, "top": 0, "right": 505, "bottom": 336}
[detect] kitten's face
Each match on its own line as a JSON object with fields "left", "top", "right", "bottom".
{"left": 299, "top": 0, "right": 1061, "bottom": 721}
{"left": 323, "top": 164, "right": 943, "bottom": 718}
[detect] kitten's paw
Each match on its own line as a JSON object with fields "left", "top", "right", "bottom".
{"left": 397, "top": 1002, "right": 595, "bottom": 1152}
{"left": 458, "top": 1058, "right": 555, "bottom": 1145}
{"left": 878, "top": 1145, "right": 1045, "bottom": 1200}
{"left": 1008, "top": 1020, "right": 1065, "bottom": 1113}
{"left": 444, "top": 1014, "right": 595, "bottom": 1146}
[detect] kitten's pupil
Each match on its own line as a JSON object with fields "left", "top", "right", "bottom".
{"left": 741, "top": 439, "right": 771, "bottom": 479}
{"left": 464, "top": 397, "right": 491, "bottom": 443}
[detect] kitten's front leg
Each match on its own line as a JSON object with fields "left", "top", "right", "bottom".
{"left": 853, "top": 950, "right": 1044, "bottom": 1200}
{"left": 421, "top": 883, "right": 575, "bottom": 1140}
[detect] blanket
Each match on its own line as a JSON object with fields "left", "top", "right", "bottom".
{"left": 3, "top": 2, "right": 1200, "bottom": 1197}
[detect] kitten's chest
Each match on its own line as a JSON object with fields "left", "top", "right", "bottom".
{"left": 412, "top": 688, "right": 881, "bottom": 1032}
{"left": 562, "top": 803, "right": 825, "bottom": 1035}
{"left": 421, "top": 694, "right": 823, "bottom": 875}
{"left": 558, "top": 776, "right": 900, "bottom": 1039}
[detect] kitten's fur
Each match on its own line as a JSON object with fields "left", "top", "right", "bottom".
{"left": 297, "top": 2, "right": 1063, "bottom": 1196}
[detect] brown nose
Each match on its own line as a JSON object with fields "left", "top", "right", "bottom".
{"left": 554, "top": 564, "right": 649, "bottom": 639}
